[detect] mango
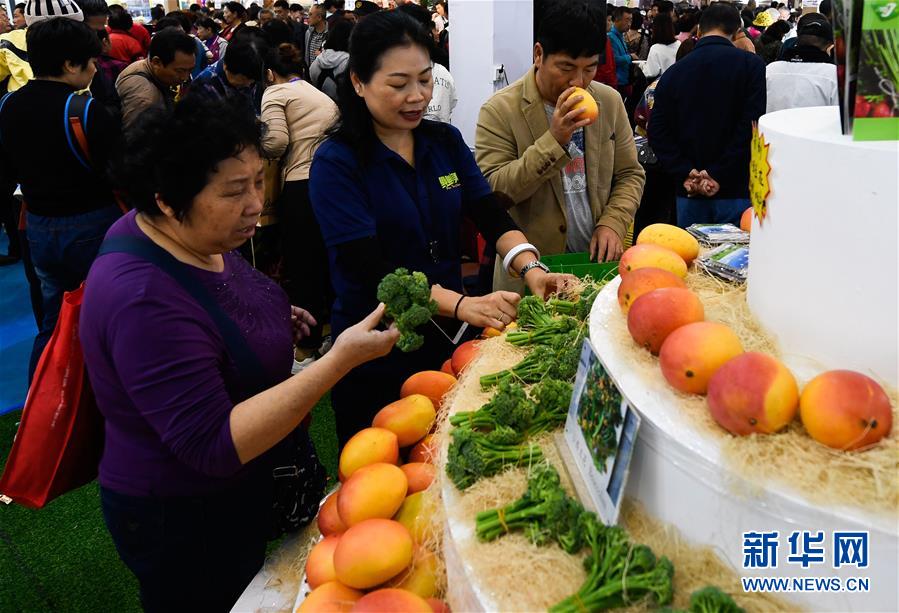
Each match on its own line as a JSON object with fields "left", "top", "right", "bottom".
{"left": 306, "top": 535, "right": 341, "bottom": 589}
{"left": 707, "top": 352, "right": 799, "bottom": 435}
{"left": 617, "top": 267, "right": 687, "bottom": 314}
{"left": 659, "top": 322, "right": 743, "bottom": 394}
{"left": 373, "top": 395, "right": 437, "bottom": 447}
{"left": 799, "top": 370, "right": 893, "bottom": 451}
{"left": 426, "top": 598, "right": 452, "bottom": 613}
{"left": 569, "top": 86, "right": 599, "bottom": 122}
{"left": 400, "top": 462, "right": 436, "bottom": 494}
{"left": 388, "top": 547, "right": 439, "bottom": 599}
{"left": 338, "top": 427, "right": 399, "bottom": 480}
{"left": 636, "top": 223, "right": 700, "bottom": 265}
{"left": 401, "top": 371, "right": 457, "bottom": 408}
{"left": 297, "top": 581, "right": 363, "bottom": 613}
{"left": 740, "top": 208, "right": 753, "bottom": 233}
{"left": 338, "top": 462, "right": 408, "bottom": 527}
{"left": 440, "top": 359, "right": 453, "bottom": 375}
{"left": 619, "top": 243, "right": 687, "bottom": 278}
{"left": 451, "top": 339, "right": 481, "bottom": 375}
{"left": 351, "top": 589, "right": 432, "bottom": 613}
{"left": 408, "top": 434, "right": 438, "bottom": 464}
{"left": 334, "top": 519, "right": 414, "bottom": 589}
{"left": 627, "top": 287, "right": 704, "bottom": 355}
{"left": 318, "top": 489, "right": 347, "bottom": 537}
{"left": 393, "top": 490, "right": 438, "bottom": 544}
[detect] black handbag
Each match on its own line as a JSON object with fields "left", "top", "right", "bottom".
{"left": 634, "top": 135, "right": 659, "bottom": 169}
{"left": 99, "top": 236, "right": 327, "bottom": 540}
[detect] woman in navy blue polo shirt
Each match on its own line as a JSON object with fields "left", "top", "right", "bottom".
{"left": 310, "top": 11, "right": 569, "bottom": 445}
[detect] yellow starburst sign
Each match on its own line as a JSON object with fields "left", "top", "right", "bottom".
{"left": 749, "top": 123, "right": 771, "bottom": 223}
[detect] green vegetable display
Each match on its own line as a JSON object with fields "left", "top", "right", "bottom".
{"left": 449, "top": 378, "right": 572, "bottom": 439}
{"left": 505, "top": 315, "right": 580, "bottom": 347}
{"left": 480, "top": 330, "right": 583, "bottom": 389}
{"left": 686, "top": 586, "right": 745, "bottom": 613}
{"left": 445, "top": 426, "right": 544, "bottom": 490}
{"left": 376, "top": 268, "right": 438, "bottom": 352}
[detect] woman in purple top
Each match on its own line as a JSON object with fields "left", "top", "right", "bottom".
{"left": 80, "top": 96, "right": 398, "bottom": 612}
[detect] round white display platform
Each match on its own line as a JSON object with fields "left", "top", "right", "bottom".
{"left": 748, "top": 106, "right": 898, "bottom": 388}
{"left": 589, "top": 277, "right": 898, "bottom": 612}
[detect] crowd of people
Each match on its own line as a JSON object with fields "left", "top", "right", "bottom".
{"left": 0, "top": 0, "right": 841, "bottom": 610}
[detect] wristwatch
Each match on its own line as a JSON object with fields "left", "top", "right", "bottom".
{"left": 519, "top": 260, "right": 550, "bottom": 278}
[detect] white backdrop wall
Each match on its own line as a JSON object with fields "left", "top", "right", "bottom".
{"left": 450, "top": 0, "right": 534, "bottom": 147}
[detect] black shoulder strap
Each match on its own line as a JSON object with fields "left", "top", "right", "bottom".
{"left": 98, "top": 236, "right": 269, "bottom": 394}
{"left": 0, "top": 39, "right": 28, "bottom": 63}
{"left": 315, "top": 66, "right": 336, "bottom": 91}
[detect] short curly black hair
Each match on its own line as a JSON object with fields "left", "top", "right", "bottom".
{"left": 116, "top": 96, "right": 262, "bottom": 220}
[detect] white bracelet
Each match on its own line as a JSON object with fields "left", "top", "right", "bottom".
{"left": 503, "top": 242, "right": 540, "bottom": 278}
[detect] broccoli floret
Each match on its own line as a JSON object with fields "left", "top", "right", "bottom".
{"left": 446, "top": 426, "right": 543, "bottom": 490}
{"left": 689, "top": 586, "right": 744, "bottom": 613}
{"left": 527, "top": 378, "right": 573, "bottom": 436}
{"left": 449, "top": 379, "right": 536, "bottom": 434}
{"left": 376, "top": 268, "right": 438, "bottom": 352}
{"left": 516, "top": 295, "right": 555, "bottom": 329}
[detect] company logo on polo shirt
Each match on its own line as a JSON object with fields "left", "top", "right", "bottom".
{"left": 438, "top": 172, "right": 460, "bottom": 190}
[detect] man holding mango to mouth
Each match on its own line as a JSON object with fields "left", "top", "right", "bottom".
{"left": 475, "top": 0, "right": 644, "bottom": 293}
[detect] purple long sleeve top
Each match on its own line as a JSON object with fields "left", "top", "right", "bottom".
{"left": 80, "top": 211, "right": 294, "bottom": 496}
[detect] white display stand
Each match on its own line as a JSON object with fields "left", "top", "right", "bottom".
{"left": 747, "top": 106, "right": 899, "bottom": 388}
{"left": 588, "top": 278, "right": 898, "bottom": 613}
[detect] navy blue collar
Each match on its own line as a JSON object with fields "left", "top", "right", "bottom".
{"left": 371, "top": 126, "right": 435, "bottom": 168}
{"left": 695, "top": 35, "right": 736, "bottom": 49}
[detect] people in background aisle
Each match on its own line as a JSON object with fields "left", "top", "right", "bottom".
{"left": 91, "top": 28, "right": 127, "bottom": 116}
{"left": 290, "top": 3, "right": 306, "bottom": 23}
{"left": 145, "top": 5, "right": 164, "bottom": 34}
{"left": 81, "top": 95, "right": 397, "bottom": 613}
{"left": 765, "top": 13, "right": 838, "bottom": 114}
{"left": 593, "top": 12, "right": 617, "bottom": 89}
{"left": 675, "top": 10, "right": 698, "bottom": 43}
{"left": 160, "top": 11, "right": 213, "bottom": 79}
{"left": 322, "top": 0, "right": 345, "bottom": 25}
{"left": 305, "top": 3, "right": 328, "bottom": 70}
{"left": 476, "top": 0, "right": 644, "bottom": 291}
{"left": 116, "top": 28, "right": 196, "bottom": 131}
{"left": 258, "top": 7, "right": 274, "bottom": 26}
{"left": 0, "top": 7, "right": 32, "bottom": 92}
{"left": 190, "top": 39, "right": 266, "bottom": 115}
{"left": 309, "top": 17, "right": 350, "bottom": 102}
{"left": 754, "top": 19, "right": 790, "bottom": 65}
{"left": 12, "top": 3, "right": 26, "bottom": 29}
{"left": 609, "top": 6, "right": 636, "bottom": 98}
{"left": 0, "top": 18, "right": 122, "bottom": 382}
{"left": 310, "top": 11, "right": 570, "bottom": 445}
{"left": 396, "top": 2, "right": 455, "bottom": 122}
{"left": 261, "top": 43, "right": 337, "bottom": 352}
{"left": 432, "top": 1, "right": 447, "bottom": 33}
{"left": 197, "top": 17, "right": 228, "bottom": 63}
{"left": 644, "top": 12, "right": 680, "bottom": 78}
{"left": 79, "top": 0, "right": 109, "bottom": 30}
{"left": 275, "top": 0, "right": 306, "bottom": 47}
{"left": 221, "top": 1, "right": 247, "bottom": 40}
{"left": 649, "top": 2, "right": 765, "bottom": 228}
{"left": 107, "top": 5, "right": 144, "bottom": 63}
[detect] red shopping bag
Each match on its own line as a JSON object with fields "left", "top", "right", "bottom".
{"left": 0, "top": 284, "right": 104, "bottom": 509}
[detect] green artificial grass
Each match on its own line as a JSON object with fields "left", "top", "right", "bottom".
{"left": 0, "top": 394, "right": 339, "bottom": 612}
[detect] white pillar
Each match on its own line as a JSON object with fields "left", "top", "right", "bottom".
{"left": 450, "top": 0, "right": 534, "bottom": 147}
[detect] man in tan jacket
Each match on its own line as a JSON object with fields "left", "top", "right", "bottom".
{"left": 476, "top": 0, "right": 644, "bottom": 291}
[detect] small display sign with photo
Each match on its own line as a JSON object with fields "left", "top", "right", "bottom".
{"left": 563, "top": 339, "right": 641, "bottom": 525}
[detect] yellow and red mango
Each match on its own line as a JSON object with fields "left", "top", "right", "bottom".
{"left": 569, "top": 86, "right": 599, "bottom": 121}
{"left": 401, "top": 371, "right": 457, "bottom": 408}
{"left": 426, "top": 598, "right": 452, "bottom": 613}
{"left": 659, "top": 322, "right": 744, "bottom": 395}
{"left": 318, "top": 489, "right": 347, "bottom": 537}
{"left": 400, "top": 462, "right": 436, "bottom": 494}
{"left": 740, "top": 208, "right": 753, "bottom": 233}
{"left": 388, "top": 547, "right": 439, "bottom": 599}
{"left": 337, "top": 462, "right": 408, "bottom": 527}
{"left": 617, "top": 267, "right": 687, "bottom": 314}
{"left": 351, "top": 589, "right": 432, "bottom": 613}
{"left": 707, "top": 352, "right": 799, "bottom": 435}
{"left": 338, "top": 427, "right": 399, "bottom": 480}
{"left": 799, "top": 370, "right": 893, "bottom": 451}
{"left": 393, "top": 490, "right": 438, "bottom": 544}
{"left": 440, "top": 359, "right": 454, "bottom": 375}
{"left": 334, "top": 519, "right": 414, "bottom": 589}
{"left": 408, "top": 434, "right": 438, "bottom": 464}
{"left": 636, "top": 223, "right": 700, "bottom": 265}
{"left": 373, "top": 395, "right": 437, "bottom": 447}
{"left": 306, "top": 535, "right": 341, "bottom": 589}
{"left": 451, "top": 339, "right": 481, "bottom": 375}
{"left": 627, "top": 287, "right": 704, "bottom": 355}
{"left": 619, "top": 244, "right": 688, "bottom": 278}
{"left": 297, "top": 581, "right": 364, "bottom": 613}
